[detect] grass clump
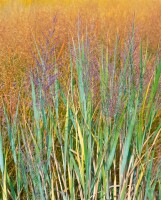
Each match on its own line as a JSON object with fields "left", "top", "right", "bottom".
{"left": 0, "top": 27, "right": 161, "bottom": 200}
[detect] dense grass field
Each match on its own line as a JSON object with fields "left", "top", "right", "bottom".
{"left": 0, "top": 0, "right": 161, "bottom": 199}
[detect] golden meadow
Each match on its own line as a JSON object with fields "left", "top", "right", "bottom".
{"left": 0, "top": 0, "right": 161, "bottom": 199}
{"left": 1, "top": 0, "right": 161, "bottom": 100}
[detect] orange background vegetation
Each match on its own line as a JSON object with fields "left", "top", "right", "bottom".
{"left": 0, "top": 0, "right": 161, "bottom": 106}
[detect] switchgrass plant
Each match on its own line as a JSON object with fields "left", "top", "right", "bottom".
{"left": 0, "top": 28, "right": 161, "bottom": 200}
